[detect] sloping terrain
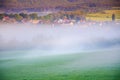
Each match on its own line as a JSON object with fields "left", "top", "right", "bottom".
{"left": 0, "top": 0, "right": 120, "bottom": 9}
{"left": 0, "top": 49, "right": 120, "bottom": 80}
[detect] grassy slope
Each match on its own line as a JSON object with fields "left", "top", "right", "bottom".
{"left": 2, "top": 0, "right": 120, "bottom": 8}
{"left": 0, "top": 50, "right": 120, "bottom": 80}
{"left": 86, "top": 10, "right": 120, "bottom": 21}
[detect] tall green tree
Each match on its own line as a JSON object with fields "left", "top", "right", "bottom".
{"left": 29, "top": 13, "right": 38, "bottom": 20}
{"left": 19, "top": 13, "right": 28, "bottom": 18}
{"left": 0, "top": 13, "right": 4, "bottom": 20}
{"left": 14, "top": 14, "right": 23, "bottom": 21}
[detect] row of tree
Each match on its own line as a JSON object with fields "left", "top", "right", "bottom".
{"left": 0, "top": 11, "right": 86, "bottom": 22}
{"left": 0, "top": 13, "right": 38, "bottom": 21}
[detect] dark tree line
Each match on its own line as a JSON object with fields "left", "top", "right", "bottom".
{"left": 0, "top": 13, "right": 39, "bottom": 21}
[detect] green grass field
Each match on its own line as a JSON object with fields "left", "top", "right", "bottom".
{"left": 0, "top": 49, "right": 120, "bottom": 80}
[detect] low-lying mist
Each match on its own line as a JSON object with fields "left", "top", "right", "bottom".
{"left": 0, "top": 23, "right": 120, "bottom": 54}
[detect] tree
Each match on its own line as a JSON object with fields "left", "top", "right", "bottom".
{"left": 0, "top": 13, "right": 4, "bottom": 20}
{"left": 0, "top": 13, "right": 9, "bottom": 20}
{"left": 9, "top": 13, "right": 14, "bottom": 18}
{"left": 19, "top": 13, "right": 28, "bottom": 18}
{"left": 29, "top": 13, "right": 38, "bottom": 20}
{"left": 112, "top": 14, "right": 115, "bottom": 21}
{"left": 14, "top": 14, "right": 23, "bottom": 21}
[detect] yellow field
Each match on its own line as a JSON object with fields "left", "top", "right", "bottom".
{"left": 86, "top": 10, "right": 120, "bottom": 21}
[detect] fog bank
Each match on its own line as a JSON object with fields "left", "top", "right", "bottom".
{"left": 0, "top": 23, "right": 120, "bottom": 53}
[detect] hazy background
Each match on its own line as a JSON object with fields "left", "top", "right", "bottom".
{"left": 0, "top": 23, "right": 120, "bottom": 54}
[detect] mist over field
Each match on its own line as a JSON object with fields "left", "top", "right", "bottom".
{"left": 0, "top": 23, "right": 120, "bottom": 53}
{"left": 1, "top": 0, "right": 120, "bottom": 79}
{"left": 0, "top": 23, "right": 120, "bottom": 80}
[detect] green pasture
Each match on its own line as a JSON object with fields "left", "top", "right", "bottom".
{"left": 0, "top": 50, "right": 120, "bottom": 80}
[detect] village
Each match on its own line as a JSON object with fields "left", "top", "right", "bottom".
{"left": 0, "top": 12, "right": 120, "bottom": 27}
{"left": 0, "top": 12, "right": 84, "bottom": 24}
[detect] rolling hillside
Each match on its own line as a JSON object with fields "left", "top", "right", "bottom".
{"left": 0, "top": 0, "right": 120, "bottom": 9}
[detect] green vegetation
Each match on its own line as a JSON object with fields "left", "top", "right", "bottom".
{"left": 86, "top": 10, "right": 120, "bottom": 21}
{"left": 0, "top": 50, "right": 120, "bottom": 80}
{"left": 29, "top": 13, "right": 38, "bottom": 20}
{"left": 14, "top": 14, "right": 23, "bottom": 21}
